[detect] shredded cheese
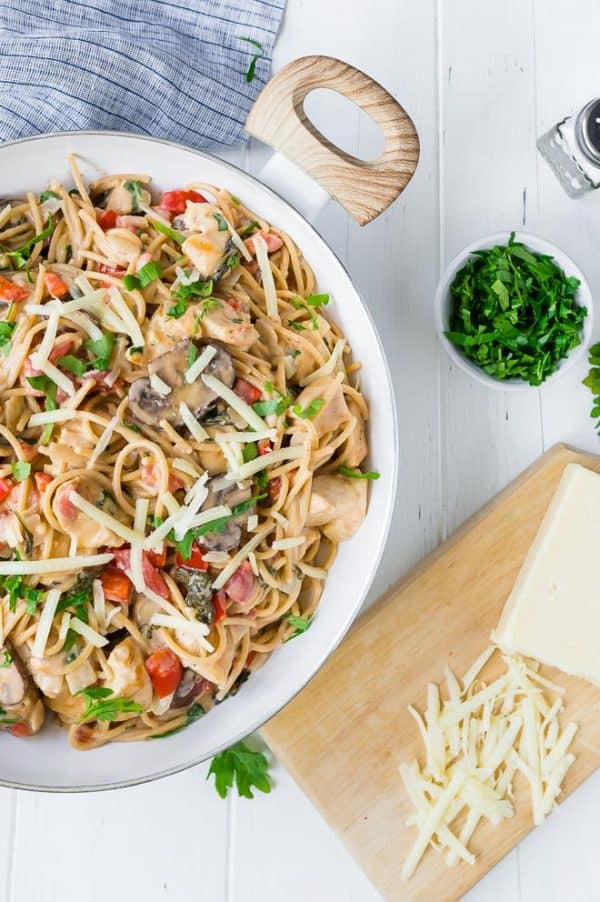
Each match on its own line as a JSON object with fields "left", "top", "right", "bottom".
{"left": 30, "top": 310, "right": 59, "bottom": 370}
{"left": 32, "top": 589, "right": 62, "bottom": 658}
{"left": 179, "top": 401, "right": 209, "bottom": 441}
{"left": 296, "top": 561, "right": 327, "bottom": 580}
{"left": 149, "top": 372, "right": 172, "bottom": 396}
{"left": 28, "top": 409, "right": 75, "bottom": 427}
{"left": 88, "top": 416, "right": 118, "bottom": 467}
{"left": 247, "top": 514, "right": 258, "bottom": 532}
{"left": 400, "top": 648, "right": 577, "bottom": 882}
{"left": 272, "top": 536, "right": 305, "bottom": 550}
{"left": 201, "top": 372, "right": 267, "bottom": 432}
{"left": 70, "top": 491, "right": 146, "bottom": 548}
{"left": 224, "top": 216, "right": 253, "bottom": 263}
{"left": 150, "top": 613, "right": 214, "bottom": 652}
{"left": 172, "top": 458, "right": 201, "bottom": 477}
{"left": 222, "top": 445, "right": 305, "bottom": 484}
{"left": 300, "top": 339, "right": 346, "bottom": 387}
{"left": 39, "top": 359, "right": 75, "bottom": 397}
{"left": 70, "top": 617, "right": 109, "bottom": 648}
{"left": 0, "top": 553, "right": 113, "bottom": 576}
{"left": 92, "top": 578, "right": 106, "bottom": 630}
{"left": 129, "top": 498, "right": 149, "bottom": 592}
{"left": 184, "top": 343, "right": 217, "bottom": 385}
{"left": 254, "top": 234, "right": 279, "bottom": 320}
{"left": 216, "top": 429, "right": 276, "bottom": 444}
{"left": 212, "top": 525, "right": 273, "bottom": 590}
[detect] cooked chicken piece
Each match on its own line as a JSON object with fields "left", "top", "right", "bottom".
{"left": 53, "top": 477, "right": 125, "bottom": 549}
{"left": 344, "top": 400, "right": 368, "bottom": 468}
{"left": 104, "top": 228, "right": 142, "bottom": 265}
{"left": 292, "top": 376, "right": 351, "bottom": 439}
{"left": 284, "top": 327, "right": 332, "bottom": 383}
{"left": 181, "top": 201, "right": 223, "bottom": 233}
{"left": 196, "top": 444, "right": 227, "bottom": 476}
{"left": 307, "top": 474, "right": 367, "bottom": 542}
{"left": 0, "top": 643, "right": 45, "bottom": 735}
{"left": 104, "top": 181, "right": 151, "bottom": 215}
{"left": 128, "top": 340, "right": 234, "bottom": 428}
{"left": 201, "top": 298, "right": 258, "bottom": 351}
{"left": 65, "top": 657, "right": 97, "bottom": 695}
{"left": 182, "top": 232, "right": 230, "bottom": 281}
{"left": 105, "top": 637, "right": 152, "bottom": 708}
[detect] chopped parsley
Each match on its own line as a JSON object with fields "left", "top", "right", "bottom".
{"left": 6, "top": 215, "right": 55, "bottom": 269}
{"left": 57, "top": 354, "right": 86, "bottom": 377}
{"left": 151, "top": 219, "right": 186, "bottom": 246}
{"left": 0, "top": 575, "right": 43, "bottom": 614}
{"left": 0, "top": 319, "right": 16, "bottom": 356}
{"left": 207, "top": 739, "right": 271, "bottom": 798}
{"left": 252, "top": 385, "right": 291, "bottom": 417}
{"left": 231, "top": 493, "right": 266, "bottom": 515}
{"left": 172, "top": 277, "right": 214, "bottom": 303}
{"left": 238, "top": 221, "right": 259, "bottom": 238}
{"left": 84, "top": 331, "right": 115, "bottom": 371}
{"left": 124, "top": 179, "right": 144, "bottom": 213}
{"left": 122, "top": 260, "right": 162, "bottom": 292}
{"left": 76, "top": 686, "right": 143, "bottom": 723}
{"left": 0, "top": 705, "right": 18, "bottom": 725}
{"left": 286, "top": 613, "right": 313, "bottom": 640}
{"left": 167, "top": 298, "right": 187, "bottom": 319}
{"left": 338, "top": 466, "right": 380, "bottom": 480}
{"left": 11, "top": 461, "right": 31, "bottom": 482}
{"left": 1, "top": 649, "right": 12, "bottom": 668}
{"left": 243, "top": 442, "right": 258, "bottom": 462}
{"left": 292, "top": 399, "right": 324, "bottom": 419}
{"left": 289, "top": 320, "right": 306, "bottom": 332}
{"left": 240, "top": 37, "right": 265, "bottom": 84}
{"left": 39, "top": 190, "right": 60, "bottom": 203}
{"left": 187, "top": 343, "right": 198, "bottom": 368}
{"left": 212, "top": 212, "right": 228, "bottom": 231}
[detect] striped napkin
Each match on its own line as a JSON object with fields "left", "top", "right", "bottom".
{"left": 0, "top": 0, "right": 286, "bottom": 147}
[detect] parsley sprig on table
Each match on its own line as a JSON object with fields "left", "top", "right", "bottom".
{"left": 207, "top": 740, "right": 272, "bottom": 799}
{"left": 583, "top": 342, "right": 600, "bottom": 435}
{"left": 445, "top": 233, "right": 586, "bottom": 386}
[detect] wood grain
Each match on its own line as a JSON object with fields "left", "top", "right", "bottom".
{"left": 246, "top": 55, "right": 419, "bottom": 225}
{"left": 261, "top": 445, "right": 600, "bottom": 901}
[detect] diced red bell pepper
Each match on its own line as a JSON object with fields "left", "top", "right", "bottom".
{"left": 34, "top": 472, "right": 52, "bottom": 494}
{"left": 0, "top": 478, "right": 13, "bottom": 504}
{"left": 9, "top": 721, "right": 30, "bottom": 738}
{"left": 0, "top": 274, "right": 29, "bottom": 303}
{"left": 146, "top": 546, "right": 167, "bottom": 568}
{"left": 258, "top": 439, "right": 272, "bottom": 456}
{"left": 44, "top": 272, "right": 69, "bottom": 298}
{"left": 175, "top": 541, "right": 208, "bottom": 570}
{"left": 145, "top": 647, "right": 183, "bottom": 698}
{"left": 233, "top": 377, "right": 261, "bottom": 405}
{"left": 107, "top": 545, "right": 169, "bottom": 600}
{"left": 212, "top": 589, "right": 228, "bottom": 623}
{"left": 267, "top": 477, "right": 282, "bottom": 502}
{"left": 97, "top": 209, "right": 118, "bottom": 230}
{"left": 159, "top": 189, "right": 207, "bottom": 215}
{"left": 100, "top": 566, "right": 132, "bottom": 603}
{"left": 97, "top": 263, "right": 125, "bottom": 276}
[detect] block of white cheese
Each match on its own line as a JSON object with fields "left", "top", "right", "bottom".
{"left": 493, "top": 462, "right": 600, "bottom": 686}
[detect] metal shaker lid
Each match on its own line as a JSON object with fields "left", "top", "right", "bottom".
{"left": 576, "top": 98, "right": 600, "bottom": 165}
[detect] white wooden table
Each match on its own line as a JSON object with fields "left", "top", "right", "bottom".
{"left": 2, "top": 1, "right": 600, "bottom": 899}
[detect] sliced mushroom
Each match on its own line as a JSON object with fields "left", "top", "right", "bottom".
{"left": 172, "top": 568, "right": 213, "bottom": 624}
{"left": 307, "top": 474, "right": 367, "bottom": 543}
{"left": 171, "top": 668, "right": 209, "bottom": 708}
{"left": 128, "top": 340, "right": 234, "bottom": 428}
{"left": 200, "top": 479, "right": 253, "bottom": 552}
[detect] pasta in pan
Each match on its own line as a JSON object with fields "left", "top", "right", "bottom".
{"left": 0, "top": 156, "right": 373, "bottom": 749}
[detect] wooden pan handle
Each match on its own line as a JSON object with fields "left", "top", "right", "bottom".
{"left": 246, "top": 55, "right": 419, "bottom": 226}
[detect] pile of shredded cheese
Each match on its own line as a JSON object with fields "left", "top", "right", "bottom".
{"left": 400, "top": 647, "right": 578, "bottom": 882}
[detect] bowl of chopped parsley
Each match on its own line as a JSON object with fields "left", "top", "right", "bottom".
{"left": 435, "top": 231, "right": 593, "bottom": 389}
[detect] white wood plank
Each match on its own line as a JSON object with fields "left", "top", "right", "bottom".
{"left": 465, "top": 850, "right": 520, "bottom": 902}
{"left": 0, "top": 788, "right": 16, "bottom": 901}
{"left": 440, "top": 0, "right": 543, "bottom": 538}
{"left": 11, "top": 766, "right": 228, "bottom": 902}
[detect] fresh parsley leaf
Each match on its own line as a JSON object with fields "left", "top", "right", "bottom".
{"left": 123, "top": 260, "right": 162, "bottom": 291}
{"left": 305, "top": 293, "right": 329, "bottom": 307}
{"left": 39, "top": 190, "right": 60, "bottom": 203}
{"left": 187, "top": 343, "right": 198, "bottom": 368}
{"left": 240, "top": 37, "right": 264, "bottom": 84}
{"left": 76, "top": 686, "right": 143, "bottom": 723}
{"left": 172, "top": 278, "right": 214, "bottom": 302}
{"left": 83, "top": 331, "right": 115, "bottom": 372}
{"left": 151, "top": 219, "right": 186, "bottom": 246}
{"left": 212, "top": 212, "right": 228, "bottom": 231}
{"left": 243, "top": 442, "right": 258, "bottom": 463}
{"left": 286, "top": 613, "right": 313, "bottom": 640}
{"left": 11, "top": 461, "right": 31, "bottom": 482}
{"left": 445, "top": 233, "right": 586, "bottom": 386}
{"left": 0, "top": 319, "right": 16, "bottom": 356}
{"left": 168, "top": 298, "right": 187, "bottom": 319}
{"left": 0, "top": 576, "right": 42, "bottom": 614}
{"left": 123, "top": 421, "right": 142, "bottom": 433}
{"left": 223, "top": 251, "right": 240, "bottom": 271}
{"left": 6, "top": 215, "right": 55, "bottom": 269}
{"left": 1, "top": 649, "right": 12, "bottom": 668}
{"left": 338, "top": 466, "right": 380, "bottom": 480}
{"left": 252, "top": 394, "right": 291, "bottom": 417}
{"left": 207, "top": 739, "right": 271, "bottom": 799}
{"left": 255, "top": 470, "right": 268, "bottom": 492}
{"left": 231, "top": 493, "right": 266, "bottom": 516}
{"left": 57, "top": 354, "right": 86, "bottom": 377}
{"left": 238, "top": 221, "right": 259, "bottom": 238}
{"left": 124, "top": 179, "right": 144, "bottom": 213}
{"left": 289, "top": 320, "right": 306, "bottom": 332}
{"left": 0, "top": 705, "right": 18, "bottom": 725}
{"left": 292, "top": 399, "right": 324, "bottom": 419}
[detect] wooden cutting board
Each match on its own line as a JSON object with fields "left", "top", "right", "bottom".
{"left": 261, "top": 444, "right": 600, "bottom": 901}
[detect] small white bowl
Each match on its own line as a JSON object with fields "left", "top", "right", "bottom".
{"left": 434, "top": 231, "right": 594, "bottom": 391}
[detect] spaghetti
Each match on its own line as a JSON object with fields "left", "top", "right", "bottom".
{"left": 0, "top": 157, "right": 372, "bottom": 749}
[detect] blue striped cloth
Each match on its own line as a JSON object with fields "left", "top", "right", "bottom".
{"left": 0, "top": 0, "right": 286, "bottom": 147}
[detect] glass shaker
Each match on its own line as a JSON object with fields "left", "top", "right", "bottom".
{"left": 537, "top": 98, "right": 600, "bottom": 197}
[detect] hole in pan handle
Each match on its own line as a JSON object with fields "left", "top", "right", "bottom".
{"left": 245, "top": 55, "right": 420, "bottom": 226}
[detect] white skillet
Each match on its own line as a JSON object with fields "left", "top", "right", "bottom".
{"left": 0, "top": 56, "right": 418, "bottom": 790}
